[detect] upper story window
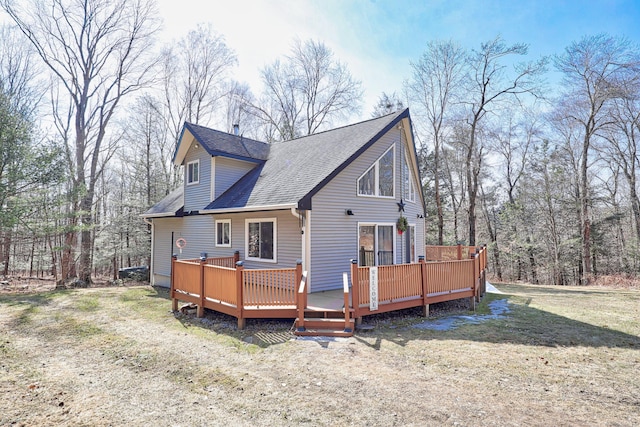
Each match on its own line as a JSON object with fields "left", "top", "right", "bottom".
{"left": 358, "top": 146, "right": 394, "bottom": 198}
{"left": 403, "top": 159, "right": 416, "bottom": 202}
{"left": 187, "top": 160, "right": 199, "bottom": 185}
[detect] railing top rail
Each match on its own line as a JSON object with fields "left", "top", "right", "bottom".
{"left": 298, "top": 271, "right": 308, "bottom": 294}
{"left": 203, "top": 264, "right": 235, "bottom": 271}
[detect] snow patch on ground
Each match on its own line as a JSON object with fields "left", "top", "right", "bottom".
{"left": 412, "top": 298, "right": 510, "bottom": 331}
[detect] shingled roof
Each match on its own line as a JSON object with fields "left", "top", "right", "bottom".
{"left": 142, "top": 186, "right": 184, "bottom": 217}
{"left": 174, "top": 122, "right": 269, "bottom": 164}
{"left": 143, "top": 109, "right": 411, "bottom": 217}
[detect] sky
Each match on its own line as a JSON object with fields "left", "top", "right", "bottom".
{"left": 156, "top": 0, "right": 640, "bottom": 119}
{"left": 1, "top": 1, "right": 639, "bottom": 120}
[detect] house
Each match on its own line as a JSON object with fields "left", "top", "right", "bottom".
{"left": 142, "top": 108, "right": 426, "bottom": 293}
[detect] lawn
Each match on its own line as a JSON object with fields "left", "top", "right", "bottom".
{"left": 1, "top": 283, "right": 638, "bottom": 426}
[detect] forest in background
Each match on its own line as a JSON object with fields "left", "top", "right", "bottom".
{"left": 1, "top": 0, "right": 639, "bottom": 287}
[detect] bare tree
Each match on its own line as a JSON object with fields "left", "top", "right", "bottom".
{"left": 2, "top": 0, "right": 160, "bottom": 284}
{"left": 372, "top": 92, "right": 404, "bottom": 118}
{"left": 406, "top": 40, "right": 465, "bottom": 244}
{"left": 554, "top": 33, "right": 640, "bottom": 283}
{"left": 253, "top": 39, "right": 363, "bottom": 141}
{"left": 463, "top": 36, "right": 547, "bottom": 246}
{"left": 161, "top": 23, "right": 237, "bottom": 136}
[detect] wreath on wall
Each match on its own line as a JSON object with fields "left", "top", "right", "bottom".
{"left": 397, "top": 216, "right": 409, "bottom": 234}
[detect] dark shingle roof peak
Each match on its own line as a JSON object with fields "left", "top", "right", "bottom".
{"left": 183, "top": 122, "right": 270, "bottom": 162}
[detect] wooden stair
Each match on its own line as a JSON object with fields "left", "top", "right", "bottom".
{"left": 294, "top": 308, "right": 355, "bottom": 337}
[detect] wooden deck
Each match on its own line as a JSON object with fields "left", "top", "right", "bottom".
{"left": 170, "top": 245, "right": 488, "bottom": 337}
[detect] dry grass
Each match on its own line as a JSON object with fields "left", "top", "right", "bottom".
{"left": 1, "top": 283, "right": 639, "bottom": 426}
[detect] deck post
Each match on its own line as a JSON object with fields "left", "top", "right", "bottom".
{"left": 197, "top": 256, "right": 206, "bottom": 318}
{"left": 342, "top": 273, "right": 352, "bottom": 332}
{"left": 350, "top": 259, "right": 361, "bottom": 326}
{"left": 235, "top": 261, "right": 245, "bottom": 329}
{"left": 419, "top": 255, "right": 429, "bottom": 317}
{"left": 171, "top": 254, "right": 178, "bottom": 312}
{"left": 457, "top": 244, "right": 462, "bottom": 260}
{"left": 295, "top": 259, "right": 303, "bottom": 301}
{"left": 473, "top": 253, "right": 481, "bottom": 304}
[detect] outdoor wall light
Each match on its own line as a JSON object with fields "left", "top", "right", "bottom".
{"left": 345, "top": 209, "right": 354, "bottom": 216}
{"left": 417, "top": 214, "right": 424, "bottom": 219}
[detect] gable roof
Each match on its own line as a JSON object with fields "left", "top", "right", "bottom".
{"left": 143, "top": 108, "right": 421, "bottom": 217}
{"left": 205, "top": 109, "right": 410, "bottom": 211}
{"left": 173, "top": 122, "right": 269, "bottom": 165}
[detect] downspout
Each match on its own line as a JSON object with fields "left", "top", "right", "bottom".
{"left": 143, "top": 217, "right": 154, "bottom": 286}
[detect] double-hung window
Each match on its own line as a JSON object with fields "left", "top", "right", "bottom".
{"left": 246, "top": 218, "right": 277, "bottom": 262}
{"left": 187, "top": 160, "right": 199, "bottom": 185}
{"left": 358, "top": 146, "right": 394, "bottom": 198}
{"left": 215, "top": 219, "right": 231, "bottom": 247}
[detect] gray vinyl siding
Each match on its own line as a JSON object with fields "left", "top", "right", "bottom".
{"left": 309, "top": 127, "right": 426, "bottom": 292}
{"left": 151, "top": 216, "right": 216, "bottom": 286}
{"left": 214, "top": 157, "right": 257, "bottom": 199}
{"left": 183, "top": 142, "right": 212, "bottom": 212}
{"left": 151, "top": 209, "right": 302, "bottom": 287}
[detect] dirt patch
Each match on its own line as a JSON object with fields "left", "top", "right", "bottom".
{"left": 1, "top": 284, "right": 639, "bottom": 426}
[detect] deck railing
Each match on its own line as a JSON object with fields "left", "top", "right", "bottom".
{"left": 171, "top": 245, "right": 488, "bottom": 332}
{"left": 171, "top": 254, "right": 301, "bottom": 328}
{"left": 425, "top": 244, "right": 477, "bottom": 261}
{"left": 350, "top": 245, "right": 488, "bottom": 319}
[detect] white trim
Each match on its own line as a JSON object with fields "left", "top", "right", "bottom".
{"left": 201, "top": 203, "right": 296, "bottom": 214}
{"left": 304, "top": 210, "right": 311, "bottom": 291}
{"left": 210, "top": 157, "right": 216, "bottom": 201}
{"left": 245, "top": 217, "right": 278, "bottom": 263}
{"left": 186, "top": 159, "right": 200, "bottom": 185}
{"left": 215, "top": 219, "right": 232, "bottom": 247}
{"left": 141, "top": 203, "right": 298, "bottom": 219}
{"left": 357, "top": 145, "right": 395, "bottom": 198}
{"left": 408, "top": 223, "right": 416, "bottom": 263}
{"left": 140, "top": 212, "right": 178, "bottom": 219}
{"left": 144, "top": 218, "right": 155, "bottom": 285}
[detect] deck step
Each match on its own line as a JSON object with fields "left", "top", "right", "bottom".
{"left": 294, "top": 317, "right": 355, "bottom": 337}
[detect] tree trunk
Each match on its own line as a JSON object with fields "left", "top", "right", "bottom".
{"left": 580, "top": 133, "right": 592, "bottom": 284}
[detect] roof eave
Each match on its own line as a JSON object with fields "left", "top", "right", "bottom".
{"left": 200, "top": 203, "right": 297, "bottom": 215}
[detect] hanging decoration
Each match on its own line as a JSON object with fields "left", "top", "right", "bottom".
{"left": 397, "top": 216, "right": 408, "bottom": 234}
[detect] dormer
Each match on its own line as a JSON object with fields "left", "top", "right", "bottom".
{"left": 173, "top": 123, "right": 269, "bottom": 212}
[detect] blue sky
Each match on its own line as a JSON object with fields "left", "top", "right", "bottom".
{"left": 3, "top": 1, "right": 639, "bottom": 119}
{"left": 157, "top": 0, "right": 640, "bottom": 118}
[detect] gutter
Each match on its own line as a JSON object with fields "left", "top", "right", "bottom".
{"left": 200, "top": 203, "right": 297, "bottom": 215}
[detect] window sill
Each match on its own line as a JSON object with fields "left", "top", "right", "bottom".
{"left": 245, "top": 256, "right": 277, "bottom": 264}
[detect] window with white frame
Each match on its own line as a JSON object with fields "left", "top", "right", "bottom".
{"left": 187, "top": 160, "right": 199, "bottom": 185}
{"left": 215, "top": 219, "right": 231, "bottom": 247}
{"left": 357, "top": 146, "right": 395, "bottom": 198}
{"left": 246, "top": 218, "right": 276, "bottom": 262}
{"left": 403, "top": 158, "right": 415, "bottom": 202}
{"left": 358, "top": 223, "right": 395, "bottom": 266}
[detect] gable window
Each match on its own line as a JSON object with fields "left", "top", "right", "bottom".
{"left": 403, "top": 159, "right": 416, "bottom": 202}
{"left": 187, "top": 160, "right": 199, "bottom": 185}
{"left": 357, "top": 146, "right": 395, "bottom": 198}
{"left": 215, "top": 219, "right": 231, "bottom": 247}
{"left": 246, "top": 218, "right": 277, "bottom": 262}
